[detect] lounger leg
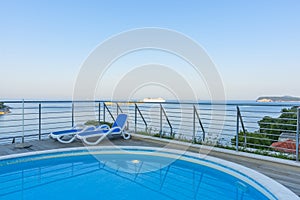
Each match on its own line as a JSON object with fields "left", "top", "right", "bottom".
{"left": 49, "top": 134, "right": 55, "bottom": 140}
{"left": 82, "top": 134, "right": 108, "bottom": 145}
{"left": 57, "top": 135, "right": 77, "bottom": 144}
{"left": 122, "top": 131, "right": 131, "bottom": 140}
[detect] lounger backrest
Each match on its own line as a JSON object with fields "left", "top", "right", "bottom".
{"left": 112, "top": 114, "right": 128, "bottom": 129}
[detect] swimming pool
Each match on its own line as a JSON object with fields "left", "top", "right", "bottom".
{"left": 0, "top": 147, "right": 298, "bottom": 200}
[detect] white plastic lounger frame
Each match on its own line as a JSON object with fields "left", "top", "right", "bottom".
{"left": 49, "top": 125, "right": 97, "bottom": 144}
{"left": 77, "top": 113, "right": 130, "bottom": 145}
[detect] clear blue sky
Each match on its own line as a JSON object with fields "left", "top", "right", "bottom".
{"left": 0, "top": 0, "right": 299, "bottom": 100}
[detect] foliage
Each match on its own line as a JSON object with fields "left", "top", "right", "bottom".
{"left": 153, "top": 133, "right": 174, "bottom": 139}
{"left": 0, "top": 102, "right": 6, "bottom": 109}
{"left": 231, "top": 106, "right": 298, "bottom": 150}
{"left": 0, "top": 102, "right": 10, "bottom": 113}
{"left": 84, "top": 120, "right": 113, "bottom": 127}
{"left": 258, "top": 106, "right": 297, "bottom": 142}
{"left": 231, "top": 131, "right": 272, "bottom": 150}
{"left": 135, "top": 131, "right": 149, "bottom": 135}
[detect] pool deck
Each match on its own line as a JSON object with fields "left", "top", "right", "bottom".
{"left": 0, "top": 135, "right": 299, "bottom": 196}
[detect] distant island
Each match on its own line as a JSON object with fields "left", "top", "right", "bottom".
{"left": 256, "top": 96, "right": 300, "bottom": 102}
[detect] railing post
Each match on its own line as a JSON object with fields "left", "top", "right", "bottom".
{"left": 38, "top": 103, "right": 41, "bottom": 140}
{"left": 194, "top": 105, "right": 206, "bottom": 142}
{"left": 135, "top": 104, "right": 137, "bottom": 133}
{"left": 135, "top": 103, "right": 148, "bottom": 134}
{"left": 116, "top": 103, "right": 119, "bottom": 116}
{"left": 22, "top": 99, "right": 25, "bottom": 143}
{"left": 193, "top": 105, "right": 196, "bottom": 143}
{"left": 237, "top": 106, "right": 246, "bottom": 147}
{"left": 98, "top": 102, "right": 101, "bottom": 123}
{"left": 160, "top": 104, "right": 163, "bottom": 137}
{"left": 296, "top": 107, "right": 300, "bottom": 161}
{"left": 236, "top": 106, "right": 239, "bottom": 151}
{"left": 161, "top": 105, "right": 173, "bottom": 137}
{"left": 103, "top": 103, "right": 106, "bottom": 122}
{"left": 71, "top": 102, "right": 74, "bottom": 127}
{"left": 103, "top": 103, "right": 115, "bottom": 122}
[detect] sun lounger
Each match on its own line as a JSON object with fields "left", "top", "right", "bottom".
{"left": 49, "top": 125, "right": 97, "bottom": 144}
{"left": 77, "top": 113, "right": 130, "bottom": 145}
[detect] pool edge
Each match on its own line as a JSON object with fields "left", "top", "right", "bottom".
{"left": 0, "top": 146, "right": 298, "bottom": 200}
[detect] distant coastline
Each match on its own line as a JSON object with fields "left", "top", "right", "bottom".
{"left": 0, "top": 102, "right": 10, "bottom": 115}
{"left": 256, "top": 96, "right": 300, "bottom": 102}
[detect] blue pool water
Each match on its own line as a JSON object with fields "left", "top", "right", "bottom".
{"left": 0, "top": 148, "right": 277, "bottom": 200}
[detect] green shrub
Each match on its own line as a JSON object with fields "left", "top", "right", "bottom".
{"left": 231, "top": 131, "right": 272, "bottom": 150}
{"left": 84, "top": 120, "right": 113, "bottom": 127}
{"left": 258, "top": 106, "right": 297, "bottom": 142}
{"left": 153, "top": 133, "right": 174, "bottom": 139}
{"left": 0, "top": 102, "right": 8, "bottom": 109}
{"left": 231, "top": 106, "right": 298, "bottom": 150}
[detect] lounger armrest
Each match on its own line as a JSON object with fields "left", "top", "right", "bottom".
{"left": 73, "top": 123, "right": 84, "bottom": 129}
{"left": 107, "top": 126, "right": 122, "bottom": 134}
{"left": 98, "top": 124, "right": 110, "bottom": 130}
{"left": 81, "top": 125, "right": 97, "bottom": 132}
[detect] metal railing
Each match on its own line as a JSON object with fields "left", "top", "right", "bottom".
{"left": 0, "top": 100, "right": 299, "bottom": 161}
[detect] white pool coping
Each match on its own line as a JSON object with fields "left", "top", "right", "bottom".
{"left": 0, "top": 146, "right": 299, "bottom": 200}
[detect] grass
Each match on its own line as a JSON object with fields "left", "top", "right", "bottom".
{"left": 153, "top": 133, "right": 174, "bottom": 140}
